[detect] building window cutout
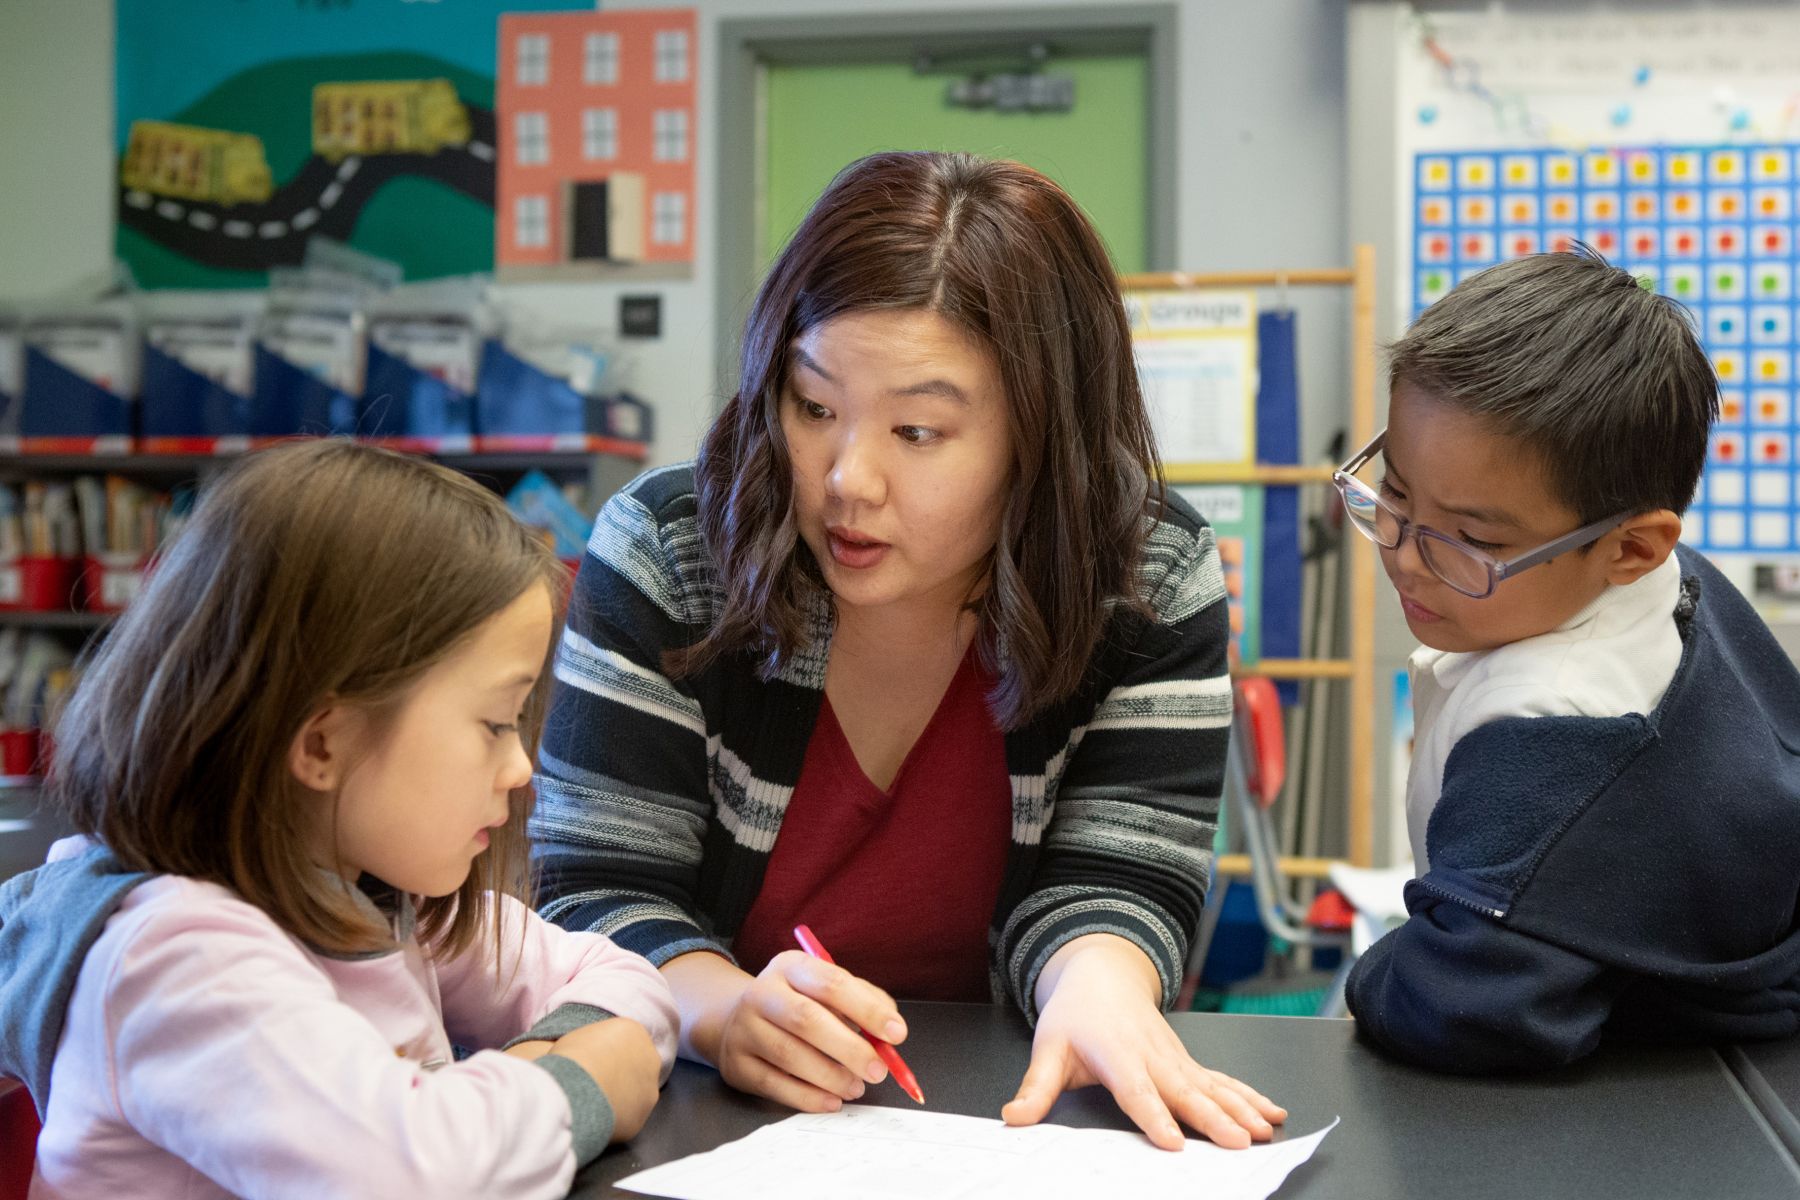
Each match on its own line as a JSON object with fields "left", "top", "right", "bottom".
{"left": 515, "top": 112, "right": 549, "bottom": 165}
{"left": 516, "top": 194, "right": 550, "bottom": 248}
{"left": 584, "top": 33, "right": 620, "bottom": 85}
{"left": 653, "top": 191, "right": 686, "bottom": 245}
{"left": 583, "top": 108, "right": 618, "bottom": 161}
{"left": 654, "top": 30, "right": 690, "bottom": 83}
{"left": 517, "top": 34, "right": 550, "bottom": 86}
{"left": 653, "top": 109, "right": 689, "bottom": 163}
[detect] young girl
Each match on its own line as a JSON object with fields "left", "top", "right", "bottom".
{"left": 0, "top": 440, "right": 677, "bottom": 1198}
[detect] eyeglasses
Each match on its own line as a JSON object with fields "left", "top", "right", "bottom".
{"left": 1332, "top": 430, "right": 1630, "bottom": 600}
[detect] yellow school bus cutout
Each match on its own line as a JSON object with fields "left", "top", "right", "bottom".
{"left": 312, "top": 79, "right": 471, "bottom": 161}
{"left": 121, "top": 121, "right": 274, "bottom": 206}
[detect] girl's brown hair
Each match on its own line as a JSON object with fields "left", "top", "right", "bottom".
{"left": 680, "top": 150, "right": 1160, "bottom": 727}
{"left": 48, "top": 439, "right": 566, "bottom": 960}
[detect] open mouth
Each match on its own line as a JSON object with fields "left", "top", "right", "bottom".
{"left": 827, "top": 528, "right": 890, "bottom": 569}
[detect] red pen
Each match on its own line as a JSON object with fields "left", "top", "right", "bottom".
{"left": 792, "top": 924, "right": 925, "bottom": 1104}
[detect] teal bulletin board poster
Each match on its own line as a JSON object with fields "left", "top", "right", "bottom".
{"left": 114, "top": 0, "right": 591, "bottom": 288}
{"left": 1176, "top": 484, "right": 1264, "bottom": 667}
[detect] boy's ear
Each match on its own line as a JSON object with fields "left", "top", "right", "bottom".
{"left": 1603, "top": 510, "right": 1682, "bottom": 586}
{"left": 288, "top": 703, "right": 357, "bottom": 793}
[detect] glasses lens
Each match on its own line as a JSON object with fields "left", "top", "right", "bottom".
{"left": 1339, "top": 479, "right": 1401, "bottom": 547}
{"left": 1417, "top": 535, "right": 1494, "bottom": 598}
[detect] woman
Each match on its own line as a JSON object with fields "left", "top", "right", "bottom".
{"left": 533, "top": 151, "right": 1283, "bottom": 1150}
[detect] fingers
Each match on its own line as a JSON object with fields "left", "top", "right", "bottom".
{"left": 1000, "top": 1041, "right": 1070, "bottom": 1128}
{"left": 776, "top": 951, "right": 908, "bottom": 1044}
{"left": 1210, "top": 1069, "right": 1288, "bottom": 1124}
{"left": 715, "top": 952, "right": 908, "bottom": 1113}
{"left": 731, "top": 1010, "right": 868, "bottom": 1101}
{"left": 1095, "top": 1062, "right": 1192, "bottom": 1151}
{"left": 721, "top": 1039, "right": 861, "bottom": 1114}
{"left": 1149, "top": 1059, "right": 1283, "bottom": 1150}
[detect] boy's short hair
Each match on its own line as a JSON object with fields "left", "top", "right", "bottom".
{"left": 1389, "top": 247, "right": 1719, "bottom": 524}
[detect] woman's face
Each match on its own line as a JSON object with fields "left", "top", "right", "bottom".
{"left": 780, "top": 308, "right": 1013, "bottom": 618}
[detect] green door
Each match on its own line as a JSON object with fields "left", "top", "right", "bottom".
{"left": 761, "top": 53, "right": 1149, "bottom": 273}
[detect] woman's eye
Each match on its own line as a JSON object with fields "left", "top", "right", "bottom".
{"left": 1459, "top": 534, "right": 1503, "bottom": 553}
{"left": 897, "top": 425, "right": 939, "bottom": 446}
{"left": 793, "top": 396, "right": 830, "bottom": 421}
{"left": 1377, "top": 476, "right": 1405, "bottom": 502}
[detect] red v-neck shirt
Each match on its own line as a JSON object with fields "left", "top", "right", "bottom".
{"left": 732, "top": 646, "right": 1013, "bottom": 1001}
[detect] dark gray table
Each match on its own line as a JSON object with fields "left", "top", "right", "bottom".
{"left": 1727, "top": 1039, "right": 1800, "bottom": 1163}
{"left": 570, "top": 1003, "right": 1800, "bottom": 1199}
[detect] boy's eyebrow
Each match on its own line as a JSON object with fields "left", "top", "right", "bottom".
{"left": 1383, "top": 452, "right": 1522, "bottom": 528}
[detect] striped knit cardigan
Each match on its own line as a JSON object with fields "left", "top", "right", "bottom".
{"left": 531, "top": 463, "right": 1232, "bottom": 1021}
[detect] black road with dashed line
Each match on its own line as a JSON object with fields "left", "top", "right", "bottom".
{"left": 118, "top": 105, "right": 497, "bottom": 272}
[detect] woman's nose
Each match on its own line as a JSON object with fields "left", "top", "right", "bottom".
{"left": 825, "top": 432, "right": 886, "bottom": 508}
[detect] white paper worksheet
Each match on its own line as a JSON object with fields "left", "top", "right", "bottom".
{"left": 618, "top": 1105, "right": 1337, "bottom": 1200}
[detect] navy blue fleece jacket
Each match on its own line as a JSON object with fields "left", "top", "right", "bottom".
{"left": 1347, "top": 545, "right": 1800, "bottom": 1072}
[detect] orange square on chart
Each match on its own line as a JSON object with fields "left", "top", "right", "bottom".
{"left": 1761, "top": 396, "right": 1783, "bottom": 420}
{"left": 1504, "top": 197, "right": 1538, "bottom": 224}
{"left": 1548, "top": 194, "right": 1577, "bottom": 221}
{"left": 1421, "top": 198, "right": 1450, "bottom": 226}
{"left": 1723, "top": 395, "right": 1745, "bottom": 421}
{"left": 1629, "top": 193, "right": 1659, "bottom": 220}
{"left": 1670, "top": 191, "right": 1698, "bottom": 217}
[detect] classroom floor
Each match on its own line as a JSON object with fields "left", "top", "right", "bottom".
{"left": 1192, "top": 966, "right": 1340, "bottom": 1018}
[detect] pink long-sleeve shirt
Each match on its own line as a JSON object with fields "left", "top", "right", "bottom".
{"left": 28, "top": 848, "right": 677, "bottom": 1200}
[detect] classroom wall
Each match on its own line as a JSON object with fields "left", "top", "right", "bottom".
{"left": 0, "top": 0, "right": 1352, "bottom": 478}
{"left": 0, "top": 1, "right": 114, "bottom": 300}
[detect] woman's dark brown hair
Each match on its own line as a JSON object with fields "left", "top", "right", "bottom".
{"left": 48, "top": 439, "right": 566, "bottom": 961}
{"left": 679, "top": 150, "right": 1160, "bottom": 727}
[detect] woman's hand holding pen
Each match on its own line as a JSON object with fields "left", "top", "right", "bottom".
{"left": 1001, "top": 933, "right": 1287, "bottom": 1151}
{"left": 662, "top": 948, "right": 905, "bottom": 1114}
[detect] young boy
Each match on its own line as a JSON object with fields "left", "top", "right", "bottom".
{"left": 1342, "top": 248, "right": 1800, "bottom": 1073}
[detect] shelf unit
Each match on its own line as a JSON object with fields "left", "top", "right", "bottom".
{"left": 0, "top": 436, "right": 656, "bottom": 792}
{"left": 1120, "top": 243, "right": 1379, "bottom": 868}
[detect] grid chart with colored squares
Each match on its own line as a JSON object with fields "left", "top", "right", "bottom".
{"left": 1414, "top": 144, "right": 1800, "bottom": 553}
